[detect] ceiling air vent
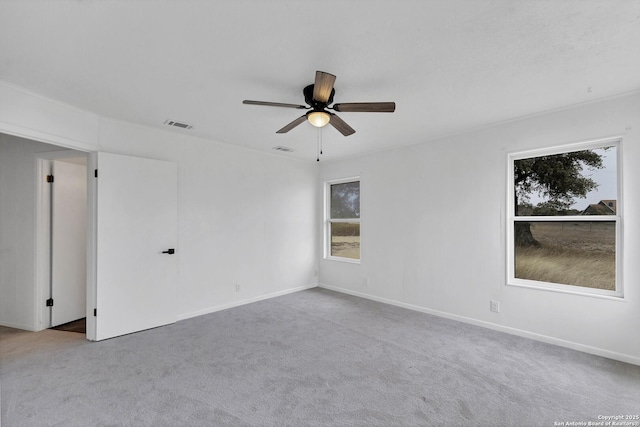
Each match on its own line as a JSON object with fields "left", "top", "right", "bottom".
{"left": 272, "top": 146, "right": 294, "bottom": 152}
{"left": 164, "top": 119, "right": 193, "bottom": 130}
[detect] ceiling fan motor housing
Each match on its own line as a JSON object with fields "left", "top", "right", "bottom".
{"left": 304, "top": 84, "right": 334, "bottom": 110}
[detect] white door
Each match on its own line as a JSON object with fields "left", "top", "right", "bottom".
{"left": 94, "top": 152, "right": 178, "bottom": 341}
{"left": 51, "top": 159, "right": 87, "bottom": 327}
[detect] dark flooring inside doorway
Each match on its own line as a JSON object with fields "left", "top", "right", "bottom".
{"left": 51, "top": 318, "right": 86, "bottom": 334}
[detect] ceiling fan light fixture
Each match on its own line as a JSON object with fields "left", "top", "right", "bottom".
{"left": 307, "top": 111, "right": 330, "bottom": 128}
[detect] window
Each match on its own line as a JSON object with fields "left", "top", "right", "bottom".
{"left": 507, "top": 138, "right": 621, "bottom": 297}
{"left": 325, "top": 178, "right": 360, "bottom": 262}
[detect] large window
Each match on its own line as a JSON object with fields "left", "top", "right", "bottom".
{"left": 507, "top": 138, "right": 621, "bottom": 297}
{"left": 325, "top": 178, "right": 360, "bottom": 262}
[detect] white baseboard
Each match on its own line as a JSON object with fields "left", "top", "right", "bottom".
{"left": 0, "top": 320, "right": 38, "bottom": 332}
{"left": 318, "top": 283, "right": 640, "bottom": 367}
{"left": 176, "top": 283, "right": 318, "bottom": 322}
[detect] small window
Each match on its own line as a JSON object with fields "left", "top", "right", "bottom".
{"left": 325, "top": 178, "right": 360, "bottom": 262}
{"left": 508, "top": 139, "right": 621, "bottom": 297}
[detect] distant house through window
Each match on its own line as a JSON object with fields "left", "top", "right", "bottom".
{"left": 508, "top": 138, "right": 622, "bottom": 297}
{"left": 582, "top": 200, "right": 616, "bottom": 215}
{"left": 325, "top": 178, "right": 360, "bottom": 262}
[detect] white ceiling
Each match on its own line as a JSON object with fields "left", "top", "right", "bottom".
{"left": 1, "top": 1, "right": 639, "bottom": 161}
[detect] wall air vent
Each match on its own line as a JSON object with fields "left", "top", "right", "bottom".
{"left": 272, "top": 146, "right": 294, "bottom": 152}
{"left": 164, "top": 119, "right": 193, "bottom": 130}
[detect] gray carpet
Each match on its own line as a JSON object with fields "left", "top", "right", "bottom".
{"left": 1, "top": 288, "right": 639, "bottom": 426}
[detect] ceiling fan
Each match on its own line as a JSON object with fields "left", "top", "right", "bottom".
{"left": 243, "top": 71, "right": 395, "bottom": 136}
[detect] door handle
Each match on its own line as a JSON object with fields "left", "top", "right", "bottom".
{"left": 162, "top": 248, "right": 175, "bottom": 255}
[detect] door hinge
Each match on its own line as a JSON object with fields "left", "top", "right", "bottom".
{"left": 94, "top": 169, "right": 98, "bottom": 178}
{"left": 46, "top": 298, "right": 54, "bottom": 307}
{"left": 46, "top": 175, "right": 54, "bottom": 183}
{"left": 94, "top": 308, "right": 97, "bottom": 317}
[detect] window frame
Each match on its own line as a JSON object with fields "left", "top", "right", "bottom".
{"left": 324, "top": 176, "right": 361, "bottom": 263}
{"left": 506, "top": 137, "right": 623, "bottom": 299}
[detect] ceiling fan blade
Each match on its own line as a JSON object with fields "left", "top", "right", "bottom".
{"left": 276, "top": 115, "right": 308, "bottom": 134}
{"left": 333, "top": 102, "right": 396, "bottom": 113}
{"left": 328, "top": 113, "right": 355, "bottom": 136}
{"left": 243, "top": 100, "right": 308, "bottom": 109}
{"left": 312, "top": 71, "right": 336, "bottom": 103}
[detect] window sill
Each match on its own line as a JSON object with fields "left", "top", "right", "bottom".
{"left": 325, "top": 256, "right": 360, "bottom": 264}
{"left": 507, "top": 279, "right": 624, "bottom": 301}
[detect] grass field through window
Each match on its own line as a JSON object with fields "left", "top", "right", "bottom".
{"left": 331, "top": 236, "right": 360, "bottom": 259}
{"left": 515, "top": 221, "right": 615, "bottom": 290}
{"left": 331, "top": 222, "right": 360, "bottom": 259}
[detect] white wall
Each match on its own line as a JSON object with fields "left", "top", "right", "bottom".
{"left": 0, "top": 81, "right": 318, "bottom": 330}
{"left": 319, "top": 92, "right": 640, "bottom": 364}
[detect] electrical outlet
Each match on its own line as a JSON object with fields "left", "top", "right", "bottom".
{"left": 490, "top": 300, "right": 500, "bottom": 313}
{"left": 235, "top": 283, "right": 241, "bottom": 293}
{"left": 313, "top": 270, "right": 318, "bottom": 277}
{"left": 362, "top": 278, "right": 369, "bottom": 287}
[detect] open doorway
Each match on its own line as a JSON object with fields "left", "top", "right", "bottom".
{"left": 36, "top": 151, "right": 88, "bottom": 335}
{"left": 0, "top": 134, "right": 91, "bottom": 334}
{"left": 2, "top": 132, "right": 178, "bottom": 341}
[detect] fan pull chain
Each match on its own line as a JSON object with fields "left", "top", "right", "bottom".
{"left": 316, "top": 127, "right": 323, "bottom": 162}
